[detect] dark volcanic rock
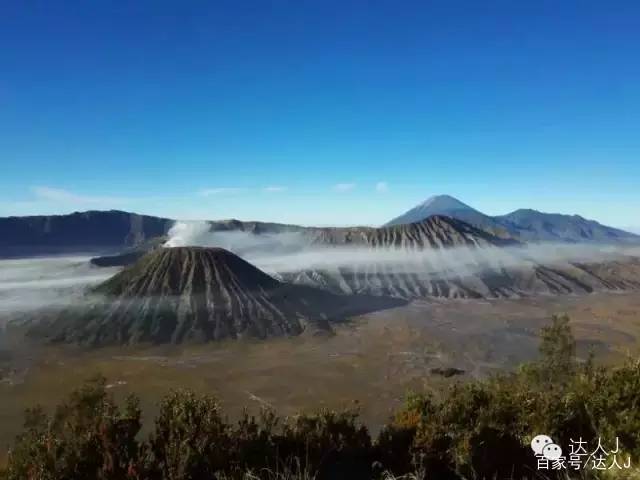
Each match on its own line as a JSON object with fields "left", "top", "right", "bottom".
{"left": 89, "top": 250, "right": 148, "bottom": 268}
{"left": 430, "top": 367, "right": 465, "bottom": 377}
{"left": 35, "top": 247, "right": 405, "bottom": 346}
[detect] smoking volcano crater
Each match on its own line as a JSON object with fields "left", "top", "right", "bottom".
{"left": 31, "top": 247, "right": 403, "bottom": 346}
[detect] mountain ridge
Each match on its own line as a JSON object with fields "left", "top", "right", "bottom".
{"left": 386, "top": 195, "right": 639, "bottom": 244}
{"left": 2, "top": 197, "right": 638, "bottom": 259}
{"left": 305, "top": 215, "right": 518, "bottom": 248}
{"left": 0, "top": 210, "right": 174, "bottom": 257}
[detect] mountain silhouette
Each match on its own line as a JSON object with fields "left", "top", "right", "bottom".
{"left": 385, "top": 195, "right": 639, "bottom": 244}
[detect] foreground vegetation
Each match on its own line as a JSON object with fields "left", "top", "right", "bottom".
{"left": 1, "top": 315, "right": 639, "bottom": 479}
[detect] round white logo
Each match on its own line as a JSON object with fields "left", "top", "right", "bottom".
{"left": 542, "top": 443, "right": 563, "bottom": 460}
{"left": 531, "top": 434, "right": 553, "bottom": 455}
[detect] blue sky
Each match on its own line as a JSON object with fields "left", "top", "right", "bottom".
{"left": 1, "top": 1, "right": 639, "bottom": 228}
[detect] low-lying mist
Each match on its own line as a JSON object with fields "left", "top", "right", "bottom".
{"left": 2, "top": 222, "right": 638, "bottom": 324}
{"left": 164, "top": 221, "right": 640, "bottom": 279}
{"left": 0, "top": 257, "right": 119, "bottom": 324}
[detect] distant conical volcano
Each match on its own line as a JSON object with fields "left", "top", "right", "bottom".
{"left": 384, "top": 195, "right": 508, "bottom": 235}
{"left": 37, "top": 247, "right": 402, "bottom": 346}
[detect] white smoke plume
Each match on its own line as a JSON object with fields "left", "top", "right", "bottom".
{"left": 164, "top": 221, "right": 306, "bottom": 257}
{"left": 164, "top": 221, "right": 213, "bottom": 247}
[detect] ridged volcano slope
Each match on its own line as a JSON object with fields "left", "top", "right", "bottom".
{"left": 305, "top": 215, "right": 518, "bottom": 248}
{"left": 40, "top": 247, "right": 403, "bottom": 346}
{"left": 281, "top": 218, "right": 640, "bottom": 299}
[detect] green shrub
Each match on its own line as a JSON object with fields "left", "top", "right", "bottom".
{"left": 149, "top": 390, "right": 230, "bottom": 479}
{"left": 2, "top": 375, "right": 144, "bottom": 480}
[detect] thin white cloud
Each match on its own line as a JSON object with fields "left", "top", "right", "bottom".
{"left": 333, "top": 183, "right": 356, "bottom": 192}
{"left": 375, "top": 181, "right": 389, "bottom": 193}
{"left": 198, "top": 187, "right": 246, "bottom": 197}
{"left": 30, "top": 186, "right": 127, "bottom": 205}
{"left": 263, "top": 186, "right": 287, "bottom": 193}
